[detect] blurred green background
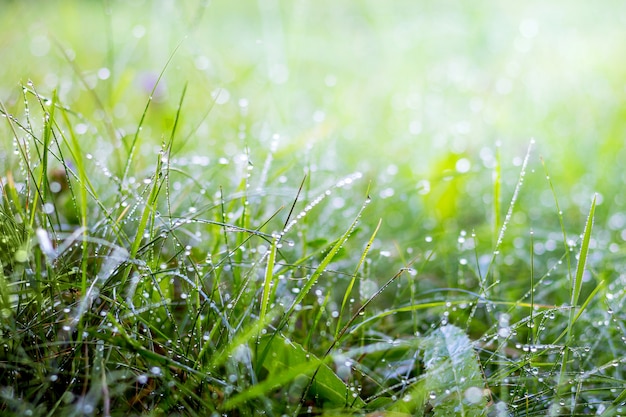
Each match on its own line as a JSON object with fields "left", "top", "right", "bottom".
{"left": 1, "top": 0, "right": 626, "bottom": 275}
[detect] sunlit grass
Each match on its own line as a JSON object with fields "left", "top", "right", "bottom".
{"left": 2, "top": 1, "right": 626, "bottom": 416}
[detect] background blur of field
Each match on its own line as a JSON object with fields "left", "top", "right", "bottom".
{"left": 0, "top": 0, "right": 626, "bottom": 240}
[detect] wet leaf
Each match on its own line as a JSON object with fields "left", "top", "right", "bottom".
{"left": 255, "top": 334, "right": 366, "bottom": 408}
{"left": 392, "top": 324, "right": 486, "bottom": 416}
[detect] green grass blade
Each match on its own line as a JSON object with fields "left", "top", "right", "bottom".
{"left": 600, "top": 387, "right": 626, "bottom": 417}
{"left": 554, "top": 194, "right": 596, "bottom": 412}
{"left": 570, "top": 194, "right": 596, "bottom": 309}
{"left": 492, "top": 142, "right": 501, "bottom": 250}
{"left": 259, "top": 237, "right": 278, "bottom": 327}
{"left": 551, "top": 279, "right": 604, "bottom": 347}
{"left": 336, "top": 216, "right": 381, "bottom": 339}
{"left": 121, "top": 41, "right": 182, "bottom": 183}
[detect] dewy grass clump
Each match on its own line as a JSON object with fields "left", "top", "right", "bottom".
{"left": 0, "top": 85, "right": 404, "bottom": 415}
{"left": 2, "top": 2, "right": 626, "bottom": 414}
{"left": 1, "top": 79, "right": 624, "bottom": 417}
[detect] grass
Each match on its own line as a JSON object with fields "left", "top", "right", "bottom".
{"left": 2, "top": 1, "right": 626, "bottom": 416}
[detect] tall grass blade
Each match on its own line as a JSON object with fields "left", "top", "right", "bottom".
{"left": 492, "top": 142, "right": 501, "bottom": 254}
{"left": 554, "top": 194, "right": 596, "bottom": 413}
{"left": 259, "top": 237, "right": 277, "bottom": 326}
{"left": 121, "top": 41, "right": 182, "bottom": 183}
{"left": 335, "top": 215, "right": 380, "bottom": 339}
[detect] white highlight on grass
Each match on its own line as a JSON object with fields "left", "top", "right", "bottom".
{"left": 97, "top": 68, "right": 110, "bottom": 80}
{"left": 409, "top": 120, "right": 422, "bottom": 135}
{"left": 456, "top": 158, "right": 471, "bottom": 173}
{"left": 494, "top": 140, "right": 534, "bottom": 251}
{"left": 43, "top": 203, "right": 55, "bottom": 214}
{"left": 36, "top": 228, "right": 55, "bottom": 258}
{"left": 132, "top": 25, "right": 146, "bottom": 38}
{"left": 519, "top": 19, "right": 539, "bottom": 39}
{"left": 360, "top": 279, "right": 378, "bottom": 301}
{"left": 498, "top": 313, "right": 511, "bottom": 338}
{"left": 69, "top": 124, "right": 87, "bottom": 137}
{"left": 324, "top": 74, "right": 337, "bottom": 87}
{"left": 194, "top": 55, "right": 211, "bottom": 70}
{"left": 30, "top": 36, "right": 50, "bottom": 57}
{"left": 464, "top": 386, "right": 484, "bottom": 404}
{"left": 416, "top": 179, "right": 430, "bottom": 195}
{"left": 333, "top": 354, "right": 352, "bottom": 381}
{"left": 379, "top": 188, "right": 395, "bottom": 199}
{"left": 269, "top": 63, "right": 289, "bottom": 84}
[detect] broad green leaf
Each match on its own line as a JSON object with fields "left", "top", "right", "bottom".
{"left": 255, "top": 334, "right": 366, "bottom": 408}
{"left": 393, "top": 324, "right": 486, "bottom": 417}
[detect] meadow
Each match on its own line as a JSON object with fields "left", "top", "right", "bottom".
{"left": 1, "top": 1, "right": 626, "bottom": 415}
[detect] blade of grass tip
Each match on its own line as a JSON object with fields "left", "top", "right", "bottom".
{"left": 120, "top": 85, "right": 185, "bottom": 287}
{"left": 493, "top": 141, "right": 501, "bottom": 251}
{"left": 486, "top": 139, "right": 533, "bottom": 297}
{"left": 121, "top": 40, "right": 184, "bottom": 184}
{"left": 541, "top": 157, "right": 573, "bottom": 284}
{"left": 335, "top": 215, "right": 380, "bottom": 339}
{"left": 2, "top": 173, "right": 23, "bottom": 219}
{"left": 163, "top": 82, "right": 186, "bottom": 162}
{"left": 175, "top": 90, "right": 218, "bottom": 156}
{"left": 148, "top": 84, "right": 186, "bottom": 263}
{"left": 555, "top": 194, "right": 596, "bottom": 410}
{"left": 161, "top": 92, "right": 182, "bottom": 230}
{"left": 283, "top": 174, "right": 307, "bottom": 231}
